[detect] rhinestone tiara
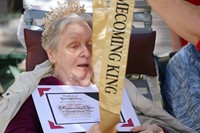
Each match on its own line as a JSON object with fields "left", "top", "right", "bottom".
{"left": 44, "top": 0, "right": 86, "bottom": 29}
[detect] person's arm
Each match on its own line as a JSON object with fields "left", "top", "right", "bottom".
{"left": 147, "top": 0, "right": 200, "bottom": 45}
{"left": 170, "top": 29, "right": 183, "bottom": 50}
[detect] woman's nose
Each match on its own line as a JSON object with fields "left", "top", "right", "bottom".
{"left": 80, "top": 45, "right": 90, "bottom": 58}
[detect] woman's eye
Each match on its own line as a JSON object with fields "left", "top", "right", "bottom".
{"left": 70, "top": 43, "right": 79, "bottom": 49}
{"left": 87, "top": 42, "right": 92, "bottom": 47}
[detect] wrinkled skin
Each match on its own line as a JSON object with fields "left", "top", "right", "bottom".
{"left": 47, "top": 22, "right": 93, "bottom": 87}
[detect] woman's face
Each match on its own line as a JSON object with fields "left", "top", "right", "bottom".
{"left": 47, "top": 22, "right": 93, "bottom": 86}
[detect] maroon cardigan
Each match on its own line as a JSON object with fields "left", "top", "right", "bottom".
{"left": 5, "top": 77, "right": 64, "bottom": 133}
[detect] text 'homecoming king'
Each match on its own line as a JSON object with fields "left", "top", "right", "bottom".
{"left": 105, "top": 0, "right": 131, "bottom": 94}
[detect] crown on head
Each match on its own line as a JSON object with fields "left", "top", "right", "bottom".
{"left": 44, "top": 0, "right": 86, "bottom": 28}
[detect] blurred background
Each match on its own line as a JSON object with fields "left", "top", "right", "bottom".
{"left": 0, "top": 0, "right": 24, "bottom": 94}
{"left": 0, "top": 0, "right": 23, "bottom": 49}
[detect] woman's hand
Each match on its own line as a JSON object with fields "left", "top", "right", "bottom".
{"left": 131, "top": 124, "right": 164, "bottom": 133}
{"left": 86, "top": 123, "right": 100, "bottom": 133}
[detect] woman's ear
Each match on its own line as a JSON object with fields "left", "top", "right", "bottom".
{"left": 46, "top": 49, "right": 56, "bottom": 64}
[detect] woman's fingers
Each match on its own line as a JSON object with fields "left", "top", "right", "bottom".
{"left": 131, "top": 125, "right": 164, "bottom": 133}
{"left": 131, "top": 125, "right": 148, "bottom": 132}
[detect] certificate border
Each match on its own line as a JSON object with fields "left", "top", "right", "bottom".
{"left": 32, "top": 85, "right": 140, "bottom": 132}
{"left": 46, "top": 92, "right": 100, "bottom": 125}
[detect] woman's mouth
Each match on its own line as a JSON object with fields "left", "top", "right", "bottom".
{"left": 77, "top": 64, "right": 90, "bottom": 68}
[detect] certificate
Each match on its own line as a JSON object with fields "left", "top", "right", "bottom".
{"left": 32, "top": 85, "right": 140, "bottom": 133}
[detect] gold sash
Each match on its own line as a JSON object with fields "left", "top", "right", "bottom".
{"left": 93, "top": 0, "right": 134, "bottom": 132}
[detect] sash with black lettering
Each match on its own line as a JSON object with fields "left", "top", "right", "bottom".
{"left": 93, "top": 0, "right": 134, "bottom": 132}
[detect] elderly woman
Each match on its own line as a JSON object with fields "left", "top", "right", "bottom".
{"left": 5, "top": 1, "right": 94, "bottom": 133}
{"left": 2, "top": 0, "right": 195, "bottom": 133}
